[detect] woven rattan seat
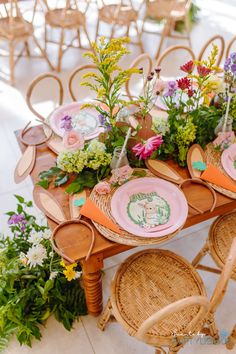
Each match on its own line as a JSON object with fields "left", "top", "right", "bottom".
{"left": 45, "top": 8, "right": 85, "bottom": 28}
{"left": 99, "top": 4, "right": 137, "bottom": 25}
{"left": 99, "top": 240, "right": 236, "bottom": 353}
{"left": 111, "top": 249, "right": 205, "bottom": 340}
{"left": 0, "top": 17, "right": 33, "bottom": 40}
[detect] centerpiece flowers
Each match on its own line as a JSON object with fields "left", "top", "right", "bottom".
{"left": 0, "top": 195, "right": 87, "bottom": 351}
{"left": 152, "top": 44, "right": 224, "bottom": 166}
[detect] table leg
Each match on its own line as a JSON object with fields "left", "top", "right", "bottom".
{"left": 226, "top": 325, "right": 236, "bottom": 350}
{"left": 81, "top": 253, "right": 104, "bottom": 316}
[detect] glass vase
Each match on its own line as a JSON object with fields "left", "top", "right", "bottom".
{"left": 110, "top": 147, "right": 129, "bottom": 170}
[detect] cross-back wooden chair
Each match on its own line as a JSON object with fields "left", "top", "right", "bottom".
{"left": 95, "top": 0, "right": 144, "bottom": 53}
{"left": 142, "top": 0, "right": 192, "bottom": 59}
{"left": 26, "top": 72, "right": 64, "bottom": 121}
{"left": 156, "top": 45, "right": 195, "bottom": 79}
{"left": 226, "top": 36, "right": 236, "bottom": 59}
{"left": 125, "top": 53, "right": 152, "bottom": 100}
{"left": 41, "top": 0, "right": 92, "bottom": 72}
{"left": 0, "top": 0, "right": 53, "bottom": 85}
{"left": 98, "top": 238, "right": 236, "bottom": 353}
{"left": 191, "top": 211, "right": 236, "bottom": 350}
{"left": 198, "top": 35, "right": 225, "bottom": 67}
{"left": 68, "top": 63, "right": 98, "bottom": 101}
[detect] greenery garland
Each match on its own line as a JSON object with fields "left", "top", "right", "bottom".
{"left": 0, "top": 195, "right": 87, "bottom": 351}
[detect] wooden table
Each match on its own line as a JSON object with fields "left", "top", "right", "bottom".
{"left": 16, "top": 126, "right": 236, "bottom": 316}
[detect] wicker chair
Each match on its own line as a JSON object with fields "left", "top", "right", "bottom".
{"left": 98, "top": 239, "right": 236, "bottom": 353}
{"left": 142, "top": 0, "right": 192, "bottom": 59}
{"left": 191, "top": 211, "right": 236, "bottom": 350}
{"left": 125, "top": 53, "right": 152, "bottom": 100}
{"left": 226, "top": 36, "right": 236, "bottom": 59}
{"left": 156, "top": 45, "right": 195, "bottom": 79}
{"left": 42, "top": 0, "right": 91, "bottom": 72}
{"left": 198, "top": 35, "right": 225, "bottom": 67}
{"left": 26, "top": 72, "right": 64, "bottom": 121}
{"left": 95, "top": 0, "right": 144, "bottom": 53}
{"left": 0, "top": 0, "right": 53, "bottom": 85}
{"left": 68, "top": 64, "right": 98, "bottom": 101}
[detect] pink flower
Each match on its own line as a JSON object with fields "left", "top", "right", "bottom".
{"left": 63, "top": 130, "right": 84, "bottom": 151}
{"left": 155, "top": 79, "right": 166, "bottom": 93}
{"left": 132, "top": 135, "right": 163, "bottom": 160}
{"left": 110, "top": 165, "right": 133, "bottom": 185}
{"left": 94, "top": 181, "right": 111, "bottom": 195}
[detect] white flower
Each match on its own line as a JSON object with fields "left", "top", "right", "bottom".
{"left": 43, "top": 229, "right": 52, "bottom": 239}
{"left": 74, "top": 271, "right": 82, "bottom": 279}
{"left": 28, "top": 232, "right": 43, "bottom": 245}
{"left": 49, "top": 251, "right": 54, "bottom": 257}
{"left": 49, "top": 271, "right": 58, "bottom": 280}
{"left": 26, "top": 244, "right": 47, "bottom": 268}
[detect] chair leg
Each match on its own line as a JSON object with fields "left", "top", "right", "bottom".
{"left": 185, "top": 14, "right": 191, "bottom": 48}
{"left": 97, "top": 298, "right": 113, "bottom": 331}
{"left": 226, "top": 324, "right": 236, "bottom": 350}
{"left": 155, "top": 347, "right": 166, "bottom": 354}
{"left": 95, "top": 18, "right": 100, "bottom": 43}
{"left": 155, "top": 18, "right": 170, "bottom": 60}
{"left": 77, "top": 29, "right": 81, "bottom": 47}
{"left": 192, "top": 243, "right": 209, "bottom": 267}
{"left": 83, "top": 25, "right": 92, "bottom": 49}
{"left": 134, "top": 21, "right": 144, "bottom": 53}
{"left": 32, "top": 34, "right": 54, "bottom": 70}
{"left": 9, "top": 42, "right": 15, "bottom": 85}
{"left": 24, "top": 41, "right": 31, "bottom": 57}
{"left": 207, "top": 315, "right": 219, "bottom": 341}
{"left": 44, "top": 22, "right": 48, "bottom": 52}
{"left": 57, "top": 28, "right": 65, "bottom": 72}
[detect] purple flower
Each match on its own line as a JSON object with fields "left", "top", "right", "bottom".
{"left": 230, "top": 52, "right": 236, "bottom": 62}
{"left": 231, "top": 63, "right": 236, "bottom": 74}
{"left": 168, "top": 81, "right": 177, "bottom": 90}
{"left": 224, "top": 58, "right": 231, "bottom": 71}
{"left": 20, "top": 226, "right": 26, "bottom": 232}
{"left": 60, "top": 115, "right": 73, "bottom": 131}
{"left": 8, "top": 213, "right": 26, "bottom": 225}
{"left": 98, "top": 114, "right": 106, "bottom": 126}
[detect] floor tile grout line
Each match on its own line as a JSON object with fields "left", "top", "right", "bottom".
{"left": 81, "top": 318, "right": 96, "bottom": 354}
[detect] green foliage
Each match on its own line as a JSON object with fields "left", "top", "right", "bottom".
{"left": 0, "top": 196, "right": 87, "bottom": 351}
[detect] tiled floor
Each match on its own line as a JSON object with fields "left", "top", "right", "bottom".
{"left": 1, "top": 0, "right": 236, "bottom": 353}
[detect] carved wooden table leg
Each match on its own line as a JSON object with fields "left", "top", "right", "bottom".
{"left": 81, "top": 253, "right": 104, "bottom": 316}
{"left": 226, "top": 325, "right": 236, "bottom": 350}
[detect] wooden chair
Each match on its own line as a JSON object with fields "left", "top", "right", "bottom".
{"left": 191, "top": 211, "right": 236, "bottom": 350}
{"left": 226, "top": 36, "right": 236, "bottom": 59}
{"left": 95, "top": 0, "right": 144, "bottom": 53}
{"left": 156, "top": 45, "right": 195, "bottom": 79}
{"left": 142, "top": 0, "right": 192, "bottom": 59}
{"left": 125, "top": 52, "right": 152, "bottom": 100}
{"left": 42, "top": 0, "right": 91, "bottom": 72}
{"left": 26, "top": 72, "right": 64, "bottom": 121}
{"left": 0, "top": 0, "right": 53, "bottom": 85}
{"left": 68, "top": 63, "right": 98, "bottom": 101}
{"left": 98, "top": 238, "right": 236, "bottom": 353}
{"left": 198, "top": 35, "right": 225, "bottom": 67}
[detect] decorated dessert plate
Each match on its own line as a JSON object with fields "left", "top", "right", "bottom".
{"left": 221, "top": 143, "right": 236, "bottom": 180}
{"left": 111, "top": 177, "right": 188, "bottom": 237}
{"left": 49, "top": 102, "right": 101, "bottom": 140}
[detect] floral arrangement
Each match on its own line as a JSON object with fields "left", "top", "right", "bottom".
{"left": 38, "top": 140, "right": 111, "bottom": 194}
{"left": 152, "top": 44, "right": 224, "bottom": 166}
{"left": 0, "top": 195, "right": 87, "bottom": 351}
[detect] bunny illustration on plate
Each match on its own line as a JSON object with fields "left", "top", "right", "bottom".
{"left": 33, "top": 186, "right": 94, "bottom": 263}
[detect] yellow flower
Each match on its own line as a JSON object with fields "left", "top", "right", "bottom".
{"left": 63, "top": 267, "right": 77, "bottom": 281}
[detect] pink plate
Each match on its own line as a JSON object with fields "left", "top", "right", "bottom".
{"left": 221, "top": 143, "right": 236, "bottom": 180}
{"left": 111, "top": 177, "right": 188, "bottom": 237}
{"left": 49, "top": 102, "right": 101, "bottom": 140}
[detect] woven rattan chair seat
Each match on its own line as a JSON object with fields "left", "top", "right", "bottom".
{"left": 110, "top": 249, "right": 206, "bottom": 341}
{"left": 45, "top": 8, "right": 85, "bottom": 28}
{"left": 99, "top": 4, "right": 137, "bottom": 25}
{"left": 209, "top": 211, "right": 236, "bottom": 279}
{"left": 0, "top": 17, "right": 33, "bottom": 40}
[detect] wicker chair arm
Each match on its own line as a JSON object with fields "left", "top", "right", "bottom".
{"left": 68, "top": 64, "right": 97, "bottom": 102}
{"left": 136, "top": 295, "right": 209, "bottom": 340}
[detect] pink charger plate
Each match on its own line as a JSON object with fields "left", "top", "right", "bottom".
{"left": 111, "top": 177, "right": 188, "bottom": 238}
{"left": 49, "top": 102, "right": 101, "bottom": 140}
{"left": 221, "top": 143, "right": 236, "bottom": 180}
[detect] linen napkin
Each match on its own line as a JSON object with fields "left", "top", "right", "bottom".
{"left": 80, "top": 198, "right": 121, "bottom": 234}
{"left": 201, "top": 163, "right": 236, "bottom": 192}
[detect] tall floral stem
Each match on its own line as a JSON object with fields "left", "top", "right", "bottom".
{"left": 222, "top": 93, "right": 232, "bottom": 133}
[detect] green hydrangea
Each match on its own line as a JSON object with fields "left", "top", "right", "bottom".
{"left": 57, "top": 141, "right": 112, "bottom": 173}
{"left": 152, "top": 116, "right": 170, "bottom": 136}
{"left": 175, "top": 118, "right": 196, "bottom": 164}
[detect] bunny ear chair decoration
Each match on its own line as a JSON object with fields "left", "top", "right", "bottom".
{"left": 146, "top": 144, "right": 217, "bottom": 214}
{"left": 33, "top": 186, "right": 95, "bottom": 262}
{"left": 14, "top": 73, "right": 66, "bottom": 184}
